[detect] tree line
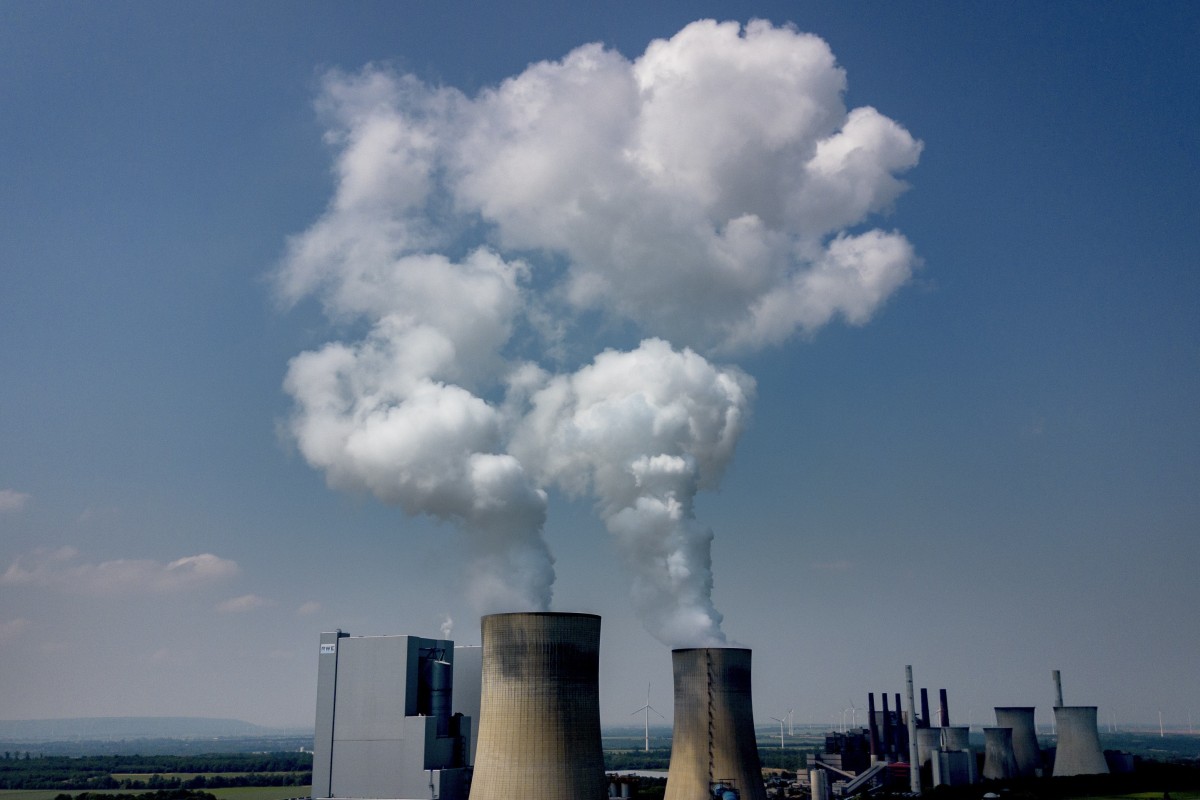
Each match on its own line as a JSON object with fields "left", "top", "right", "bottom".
{"left": 0, "top": 752, "right": 312, "bottom": 790}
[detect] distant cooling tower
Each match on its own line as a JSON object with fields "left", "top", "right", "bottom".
{"left": 664, "top": 648, "right": 767, "bottom": 800}
{"left": 915, "top": 727, "right": 941, "bottom": 768}
{"left": 941, "top": 725, "right": 970, "bottom": 752}
{"left": 468, "top": 612, "right": 606, "bottom": 800}
{"left": 982, "top": 728, "right": 1019, "bottom": 780}
{"left": 994, "top": 707, "right": 1040, "bottom": 777}
{"left": 1052, "top": 706, "right": 1109, "bottom": 777}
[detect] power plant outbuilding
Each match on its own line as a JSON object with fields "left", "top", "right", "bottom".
{"left": 468, "top": 612, "right": 606, "bottom": 800}
{"left": 664, "top": 648, "right": 767, "bottom": 800}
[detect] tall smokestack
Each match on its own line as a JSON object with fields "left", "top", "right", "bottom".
{"left": 1052, "top": 707, "right": 1109, "bottom": 777}
{"left": 939, "top": 689, "right": 949, "bottom": 727}
{"left": 469, "top": 612, "right": 605, "bottom": 800}
{"left": 1052, "top": 670, "right": 1064, "bottom": 707}
{"left": 994, "top": 708, "right": 1041, "bottom": 777}
{"left": 867, "top": 693, "right": 880, "bottom": 759}
{"left": 905, "top": 666, "right": 920, "bottom": 793}
{"left": 920, "top": 688, "right": 931, "bottom": 729}
{"left": 881, "top": 694, "right": 893, "bottom": 758}
{"left": 664, "top": 648, "right": 766, "bottom": 800}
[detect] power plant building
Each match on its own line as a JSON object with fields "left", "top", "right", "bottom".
{"left": 313, "top": 631, "right": 473, "bottom": 800}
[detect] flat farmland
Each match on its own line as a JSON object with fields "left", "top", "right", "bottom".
{"left": 0, "top": 788, "right": 310, "bottom": 800}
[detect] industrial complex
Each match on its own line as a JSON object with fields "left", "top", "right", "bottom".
{"left": 312, "top": 614, "right": 1119, "bottom": 800}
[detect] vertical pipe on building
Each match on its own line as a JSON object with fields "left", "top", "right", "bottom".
{"left": 939, "top": 689, "right": 950, "bottom": 727}
{"left": 905, "top": 666, "right": 920, "bottom": 793}
{"left": 1052, "top": 670, "right": 1064, "bottom": 707}
{"left": 920, "top": 689, "right": 931, "bottom": 729}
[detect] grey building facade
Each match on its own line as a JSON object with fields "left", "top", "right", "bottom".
{"left": 313, "top": 631, "right": 474, "bottom": 800}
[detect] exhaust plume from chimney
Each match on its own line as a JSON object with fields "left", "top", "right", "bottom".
{"left": 275, "top": 20, "right": 921, "bottom": 638}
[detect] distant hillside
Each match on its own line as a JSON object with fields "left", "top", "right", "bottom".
{"left": 0, "top": 717, "right": 307, "bottom": 742}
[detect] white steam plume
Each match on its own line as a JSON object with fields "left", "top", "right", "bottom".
{"left": 510, "top": 339, "right": 753, "bottom": 645}
{"left": 277, "top": 19, "right": 920, "bottom": 643}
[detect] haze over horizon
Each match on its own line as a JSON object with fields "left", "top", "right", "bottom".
{"left": 2, "top": 2, "right": 1197, "bottom": 730}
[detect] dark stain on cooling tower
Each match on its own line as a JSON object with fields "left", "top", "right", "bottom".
{"left": 484, "top": 612, "right": 600, "bottom": 680}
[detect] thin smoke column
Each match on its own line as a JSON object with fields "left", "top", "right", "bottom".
{"left": 276, "top": 20, "right": 921, "bottom": 637}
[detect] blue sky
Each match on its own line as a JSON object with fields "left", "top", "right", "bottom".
{"left": 1, "top": 1, "right": 1197, "bottom": 731}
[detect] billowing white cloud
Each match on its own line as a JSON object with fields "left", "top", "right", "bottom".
{"left": 0, "top": 489, "right": 30, "bottom": 513}
{"left": 0, "top": 548, "right": 238, "bottom": 595}
{"left": 216, "top": 594, "right": 273, "bottom": 613}
{"left": 277, "top": 19, "right": 919, "bottom": 645}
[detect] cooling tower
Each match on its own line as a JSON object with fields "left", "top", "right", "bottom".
{"left": 1051, "top": 706, "right": 1109, "bottom": 776}
{"left": 469, "top": 612, "right": 606, "bottom": 800}
{"left": 941, "top": 726, "right": 970, "bottom": 751}
{"left": 664, "top": 648, "right": 767, "bottom": 800}
{"left": 916, "top": 728, "right": 941, "bottom": 768}
{"left": 994, "top": 707, "right": 1040, "bottom": 777}
{"left": 982, "top": 728, "right": 1019, "bottom": 780}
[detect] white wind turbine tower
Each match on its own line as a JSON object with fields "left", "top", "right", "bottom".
{"left": 631, "top": 682, "right": 664, "bottom": 752}
{"left": 770, "top": 715, "right": 786, "bottom": 749}
{"left": 848, "top": 698, "right": 859, "bottom": 730}
{"left": 787, "top": 708, "right": 795, "bottom": 736}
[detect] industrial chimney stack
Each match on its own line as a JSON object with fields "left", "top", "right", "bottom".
{"left": 664, "top": 648, "right": 767, "bottom": 800}
{"left": 469, "top": 612, "right": 606, "bottom": 800}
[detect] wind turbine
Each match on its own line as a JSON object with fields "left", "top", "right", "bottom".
{"left": 787, "top": 708, "right": 795, "bottom": 736}
{"left": 848, "top": 698, "right": 859, "bottom": 730}
{"left": 630, "top": 682, "right": 664, "bottom": 752}
{"left": 770, "top": 715, "right": 786, "bottom": 749}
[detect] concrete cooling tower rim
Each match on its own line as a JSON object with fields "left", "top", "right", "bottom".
{"left": 481, "top": 611, "right": 602, "bottom": 620}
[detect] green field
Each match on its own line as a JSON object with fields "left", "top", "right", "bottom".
{"left": 0, "top": 788, "right": 310, "bottom": 800}
{"left": 108, "top": 775, "right": 300, "bottom": 782}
